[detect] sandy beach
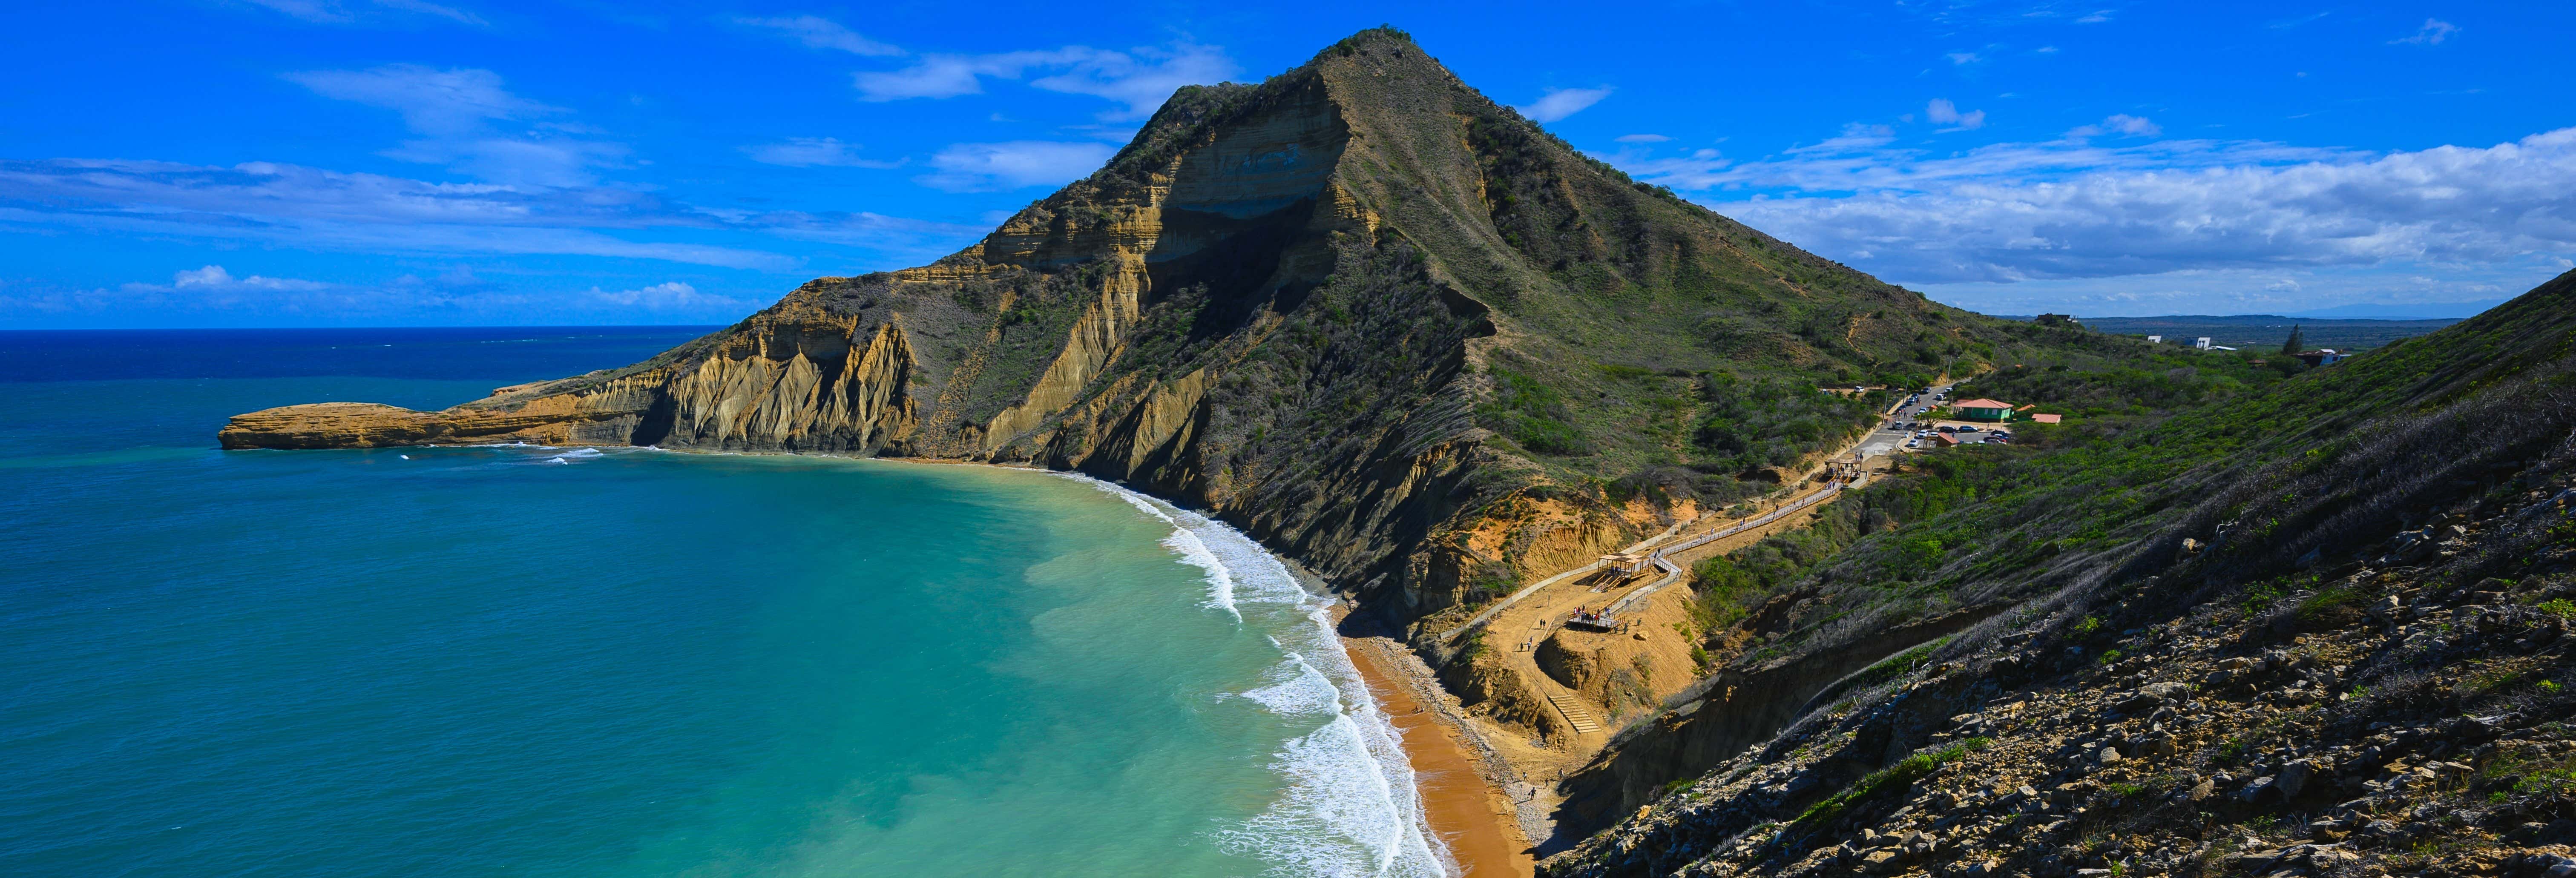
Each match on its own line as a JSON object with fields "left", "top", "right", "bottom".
{"left": 1342, "top": 637, "right": 1535, "bottom": 878}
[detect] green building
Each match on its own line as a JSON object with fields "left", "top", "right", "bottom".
{"left": 1953, "top": 398, "right": 2015, "bottom": 421}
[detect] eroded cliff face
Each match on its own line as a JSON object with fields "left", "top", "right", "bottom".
{"left": 220, "top": 30, "right": 1935, "bottom": 642}
{"left": 221, "top": 43, "right": 1530, "bottom": 619}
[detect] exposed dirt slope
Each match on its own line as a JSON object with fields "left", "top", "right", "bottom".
{"left": 220, "top": 29, "right": 2049, "bottom": 637}
{"left": 1540, "top": 270, "right": 2576, "bottom": 875}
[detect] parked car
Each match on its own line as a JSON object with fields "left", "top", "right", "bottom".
{"left": 1958, "top": 425, "right": 1980, "bottom": 433}
{"left": 1937, "top": 425, "right": 1956, "bottom": 433}
{"left": 1904, "top": 439, "right": 1920, "bottom": 448}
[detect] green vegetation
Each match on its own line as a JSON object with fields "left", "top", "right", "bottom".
{"left": 1793, "top": 738, "right": 1990, "bottom": 827}
{"left": 1676, "top": 270, "right": 2576, "bottom": 667}
{"left": 1480, "top": 367, "right": 1592, "bottom": 456}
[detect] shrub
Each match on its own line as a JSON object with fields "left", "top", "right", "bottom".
{"left": 1480, "top": 367, "right": 1593, "bottom": 456}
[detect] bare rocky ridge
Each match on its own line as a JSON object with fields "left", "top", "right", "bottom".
{"left": 211, "top": 29, "right": 2576, "bottom": 877}
{"left": 221, "top": 29, "right": 2011, "bottom": 639}
{"left": 1538, "top": 273, "right": 2576, "bottom": 876}
{"left": 1547, "top": 473, "right": 2576, "bottom": 877}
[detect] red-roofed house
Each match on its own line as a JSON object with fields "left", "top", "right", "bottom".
{"left": 1954, "top": 398, "right": 2016, "bottom": 421}
{"left": 2030, "top": 413, "right": 2063, "bottom": 425}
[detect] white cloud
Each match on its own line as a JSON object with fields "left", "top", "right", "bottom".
{"left": 1615, "top": 134, "right": 1672, "bottom": 143}
{"left": 1517, "top": 87, "right": 1612, "bottom": 123}
{"left": 731, "top": 15, "right": 901, "bottom": 56}
{"left": 2069, "top": 113, "right": 2160, "bottom": 138}
{"left": 740, "top": 137, "right": 902, "bottom": 168}
{"left": 1612, "top": 126, "right": 2576, "bottom": 293}
{"left": 1926, "top": 98, "right": 1987, "bottom": 131}
{"left": 2392, "top": 18, "right": 2458, "bottom": 46}
{"left": 284, "top": 65, "right": 555, "bottom": 136}
{"left": 168, "top": 264, "right": 330, "bottom": 291}
{"left": 0, "top": 158, "right": 992, "bottom": 269}
{"left": 854, "top": 41, "right": 1238, "bottom": 121}
{"left": 285, "top": 65, "right": 626, "bottom": 186}
{"left": 914, "top": 141, "right": 1116, "bottom": 192}
{"left": 1945, "top": 52, "right": 1982, "bottom": 65}
{"left": 2075, "top": 10, "right": 2112, "bottom": 23}
{"left": 242, "top": 0, "right": 484, "bottom": 26}
{"left": 0, "top": 264, "right": 772, "bottom": 327}
{"left": 856, "top": 54, "right": 1009, "bottom": 101}
{"left": 586, "top": 281, "right": 755, "bottom": 312}
{"left": 1029, "top": 43, "right": 1237, "bottom": 121}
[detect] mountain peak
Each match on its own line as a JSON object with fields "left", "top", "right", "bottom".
{"left": 221, "top": 29, "right": 2020, "bottom": 637}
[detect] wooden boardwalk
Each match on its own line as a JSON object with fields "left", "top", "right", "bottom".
{"left": 1547, "top": 693, "right": 1603, "bottom": 735}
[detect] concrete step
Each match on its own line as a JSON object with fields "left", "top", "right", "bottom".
{"left": 1546, "top": 693, "right": 1603, "bottom": 734}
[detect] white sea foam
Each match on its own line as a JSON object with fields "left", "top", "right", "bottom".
{"left": 543, "top": 448, "right": 605, "bottom": 464}
{"left": 1066, "top": 473, "right": 1451, "bottom": 878}
{"left": 1070, "top": 478, "right": 1241, "bottom": 618}
{"left": 1161, "top": 527, "right": 1241, "bottom": 620}
{"left": 1240, "top": 654, "right": 1343, "bottom": 717}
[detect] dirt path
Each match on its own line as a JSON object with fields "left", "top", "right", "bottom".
{"left": 1419, "top": 383, "right": 1941, "bottom": 799}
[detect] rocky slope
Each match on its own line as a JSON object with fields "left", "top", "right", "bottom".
{"left": 1538, "top": 271, "right": 2576, "bottom": 875}
{"left": 221, "top": 28, "right": 2063, "bottom": 638}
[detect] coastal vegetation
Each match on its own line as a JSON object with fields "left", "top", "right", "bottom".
{"left": 208, "top": 26, "right": 2576, "bottom": 877}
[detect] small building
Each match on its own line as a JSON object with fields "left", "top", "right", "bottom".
{"left": 2147, "top": 335, "right": 2163, "bottom": 344}
{"left": 1596, "top": 553, "right": 1649, "bottom": 577}
{"left": 2297, "top": 349, "right": 2349, "bottom": 367}
{"left": 2030, "top": 413, "right": 2063, "bottom": 424}
{"left": 1932, "top": 432, "right": 1961, "bottom": 446}
{"left": 1952, "top": 398, "right": 2016, "bottom": 421}
{"left": 2193, "top": 337, "right": 2213, "bottom": 350}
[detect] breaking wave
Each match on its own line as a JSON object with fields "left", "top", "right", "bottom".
{"left": 1070, "top": 475, "right": 1449, "bottom": 878}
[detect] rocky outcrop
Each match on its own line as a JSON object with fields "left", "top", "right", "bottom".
{"left": 1544, "top": 474, "right": 2576, "bottom": 878}
{"left": 1549, "top": 602, "right": 2007, "bottom": 836}
{"left": 221, "top": 29, "right": 1992, "bottom": 641}
{"left": 1539, "top": 270, "right": 2576, "bottom": 875}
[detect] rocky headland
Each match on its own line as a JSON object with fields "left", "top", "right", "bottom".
{"left": 221, "top": 26, "right": 2576, "bottom": 878}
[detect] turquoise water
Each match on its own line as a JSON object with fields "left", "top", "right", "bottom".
{"left": 0, "top": 330, "right": 1442, "bottom": 877}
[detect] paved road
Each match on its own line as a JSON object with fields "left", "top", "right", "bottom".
{"left": 1862, "top": 381, "right": 1961, "bottom": 457}
{"left": 1437, "top": 380, "right": 1963, "bottom": 644}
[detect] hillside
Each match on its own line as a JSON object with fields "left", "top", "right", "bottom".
{"left": 218, "top": 28, "right": 2107, "bottom": 638}
{"left": 1541, "top": 270, "right": 2576, "bottom": 875}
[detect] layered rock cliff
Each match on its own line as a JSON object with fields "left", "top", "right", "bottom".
{"left": 227, "top": 29, "right": 2025, "bottom": 637}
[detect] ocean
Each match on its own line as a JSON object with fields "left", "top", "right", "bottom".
{"left": 0, "top": 327, "right": 1443, "bottom": 877}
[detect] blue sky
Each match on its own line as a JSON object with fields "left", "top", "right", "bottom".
{"left": 4, "top": 1, "right": 2570, "bottom": 327}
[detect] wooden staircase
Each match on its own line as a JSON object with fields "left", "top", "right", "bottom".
{"left": 1547, "top": 693, "right": 1603, "bottom": 735}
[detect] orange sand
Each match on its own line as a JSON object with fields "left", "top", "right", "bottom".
{"left": 1345, "top": 641, "right": 1535, "bottom": 878}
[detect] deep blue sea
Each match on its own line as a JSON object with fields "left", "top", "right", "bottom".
{"left": 0, "top": 328, "right": 1442, "bottom": 877}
